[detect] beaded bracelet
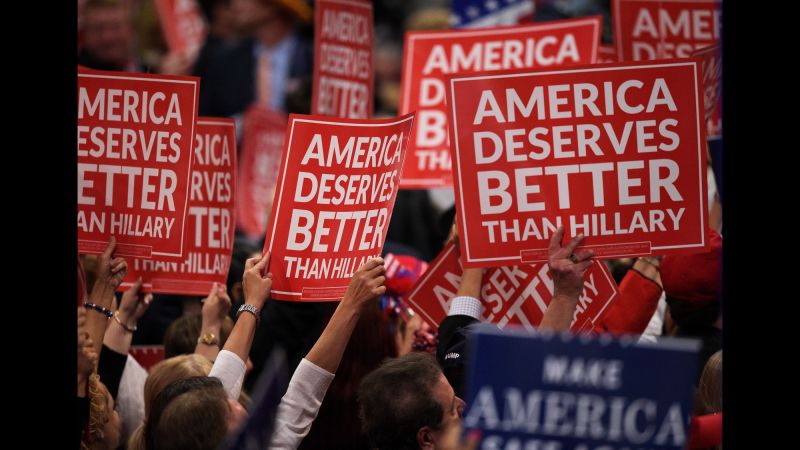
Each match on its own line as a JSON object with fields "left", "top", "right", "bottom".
{"left": 114, "top": 310, "right": 138, "bottom": 333}
{"left": 83, "top": 302, "right": 113, "bottom": 319}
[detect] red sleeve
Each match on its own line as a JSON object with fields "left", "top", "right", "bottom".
{"left": 593, "top": 269, "right": 662, "bottom": 335}
{"left": 688, "top": 413, "right": 723, "bottom": 449}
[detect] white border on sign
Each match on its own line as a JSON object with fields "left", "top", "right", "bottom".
{"left": 405, "top": 243, "right": 458, "bottom": 326}
{"left": 613, "top": 0, "right": 722, "bottom": 59}
{"left": 399, "top": 17, "right": 601, "bottom": 187}
{"left": 267, "top": 115, "right": 416, "bottom": 298}
{"left": 78, "top": 72, "right": 198, "bottom": 259}
{"left": 401, "top": 17, "right": 601, "bottom": 114}
{"left": 448, "top": 61, "right": 706, "bottom": 265}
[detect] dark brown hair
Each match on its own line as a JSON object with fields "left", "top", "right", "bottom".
{"left": 358, "top": 352, "right": 444, "bottom": 450}
{"left": 300, "top": 301, "right": 398, "bottom": 450}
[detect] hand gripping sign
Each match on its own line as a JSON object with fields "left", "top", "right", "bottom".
{"left": 462, "top": 325, "right": 700, "bottom": 450}
{"left": 122, "top": 118, "right": 237, "bottom": 295}
{"left": 312, "top": 0, "right": 374, "bottom": 119}
{"left": 154, "top": 0, "right": 208, "bottom": 55}
{"left": 398, "top": 16, "right": 601, "bottom": 189}
{"left": 263, "top": 113, "right": 415, "bottom": 301}
{"left": 405, "top": 242, "right": 618, "bottom": 332}
{"left": 78, "top": 69, "right": 200, "bottom": 259}
{"left": 237, "top": 106, "right": 288, "bottom": 239}
{"left": 446, "top": 59, "right": 709, "bottom": 267}
{"left": 613, "top": 0, "right": 721, "bottom": 61}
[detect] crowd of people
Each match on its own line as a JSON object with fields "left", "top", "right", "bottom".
{"left": 77, "top": 0, "right": 723, "bottom": 449}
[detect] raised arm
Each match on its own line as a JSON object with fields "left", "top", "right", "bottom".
{"left": 84, "top": 237, "right": 128, "bottom": 356}
{"left": 195, "top": 282, "right": 233, "bottom": 362}
{"left": 539, "top": 226, "right": 595, "bottom": 332}
{"left": 305, "top": 257, "right": 386, "bottom": 373}
{"left": 103, "top": 276, "right": 152, "bottom": 355}
{"left": 221, "top": 251, "right": 272, "bottom": 363}
{"left": 208, "top": 251, "right": 272, "bottom": 400}
{"left": 268, "top": 257, "right": 386, "bottom": 450}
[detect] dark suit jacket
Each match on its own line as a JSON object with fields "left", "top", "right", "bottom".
{"left": 195, "top": 35, "right": 313, "bottom": 118}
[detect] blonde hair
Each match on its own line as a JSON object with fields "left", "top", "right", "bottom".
{"left": 128, "top": 354, "right": 213, "bottom": 450}
{"left": 81, "top": 374, "right": 109, "bottom": 450}
{"left": 696, "top": 350, "right": 722, "bottom": 414}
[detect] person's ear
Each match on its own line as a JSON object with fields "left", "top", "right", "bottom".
{"left": 417, "top": 426, "right": 437, "bottom": 449}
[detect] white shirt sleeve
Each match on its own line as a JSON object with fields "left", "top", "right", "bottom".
{"left": 268, "top": 358, "right": 335, "bottom": 450}
{"left": 638, "top": 292, "right": 667, "bottom": 344}
{"left": 116, "top": 356, "right": 148, "bottom": 444}
{"left": 209, "top": 350, "right": 247, "bottom": 400}
{"left": 448, "top": 295, "right": 484, "bottom": 320}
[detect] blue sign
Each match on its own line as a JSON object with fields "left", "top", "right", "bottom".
{"left": 463, "top": 325, "right": 700, "bottom": 450}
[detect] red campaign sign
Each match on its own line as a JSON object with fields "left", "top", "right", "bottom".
{"left": 154, "top": 0, "right": 207, "bottom": 55}
{"left": 693, "top": 43, "right": 722, "bottom": 140}
{"left": 446, "top": 59, "right": 709, "bottom": 267}
{"left": 398, "top": 17, "right": 601, "bottom": 189}
{"left": 599, "top": 44, "right": 618, "bottom": 63}
{"left": 264, "top": 113, "right": 415, "bottom": 301}
{"left": 78, "top": 69, "right": 200, "bottom": 259}
{"left": 129, "top": 345, "right": 166, "bottom": 371}
{"left": 405, "top": 242, "right": 619, "bottom": 332}
{"left": 613, "top": 0, "right": 721, "bottom": 61}
{"left": 122, "top": 118, "right": 237, "bottom": 295}
{"left": 312, "top": 0, "right": 374, "bottom": 119}
{"left": 237, "top": 106, "right": 288, "bottom": 240}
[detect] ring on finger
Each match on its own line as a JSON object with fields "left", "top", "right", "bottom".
{"left": 568, "top": 254, "right": 580, "bottom": 264}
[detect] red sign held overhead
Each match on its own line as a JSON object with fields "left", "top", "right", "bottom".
{"left": 122, "top": 118, "right": 237, "bottom": 295}
{"left": 78, "top": 69, "right": 200, "bottom": 259}
{"left": 612, "top": 0, "right": 721, "bottom": 61}
{"left": 312, "top": 0, "right": 374, "bottom": 119}
{"left": 446, "top": 60, "right": 708, "bottom": 267}
{"left": 405, "top": 242, "right": 619, "bottom": 332}
{"left": 237, "top": 106, "right": 288, "bottom": 240}
{"left": 693, "top": 43, "right": 722, "bottom": 140}
{"left": 264, "top": 113, "right": 415, "bottom": 301}
{"left": 154, "top": 0, "right": 208, "bottom": 55}
{"left": 398, "top": 17, "right": 601, "bottom": 189}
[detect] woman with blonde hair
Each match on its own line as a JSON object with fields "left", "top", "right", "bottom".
{"left": 127, "top": 354, "right": 213, "bottom": 450}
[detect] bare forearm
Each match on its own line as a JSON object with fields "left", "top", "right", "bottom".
{"left": 539, "top": 294, "right": 578, "bottom": 331}
{"left": 457, "top": 268, "right": 483, "bottom": 299}
{"left": 102, "top": 320, "right": 133, "bottom": 354}
{"left": 305, "top": 302, "right": 361, "bottom": 374}
{"left": 222, "top": 314, "right": 257, "bottom": 364}
{"left": 86, "top": 282, "right": 116, "bottom": 354}
{"left": 195, "top": 322, "right": 223, "bottom": 361}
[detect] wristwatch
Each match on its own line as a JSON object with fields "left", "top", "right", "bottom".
{"left": 197, "top": 333, "right": 218, "bottom": 346}
{"left": 237, "top": 304, "right": 260, "bottom": 324}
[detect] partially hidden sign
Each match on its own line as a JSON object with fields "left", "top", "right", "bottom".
{"left": 122, "top": 118, "right": 237, "bottom": 295}
{"left": 264, "top": 113, "right": 415, "bottom": 301}
{"left": 154, "top": 0, "right": 208, "bottom": 55}
{"left": 446, "top": 59, "right": 708, "bottom": 267}
{"left": 694, "top": 43, "right": 721, "bottom": 140}
{"left": 405, "top": 242, "right": 618, "bottom": 333}
{"left": 613, "top": 0, "right": 721, "bottom": 61}
{"left": 399, "top": 17, "right": 601, "bottom": 189}
{"left": 312, "top": 0, "right": 374, "bottom": 119}
{"left": 237, "top": 106, "right": 287, "bottom": 240}
{"left": 598, "top": 44, "right": 618, "bottom": 63}
{"left": 78, "top": 69, "right": 200, "bottom": 259}
{"left": 463, "top": 325, "right": 700, "bottom": 450}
